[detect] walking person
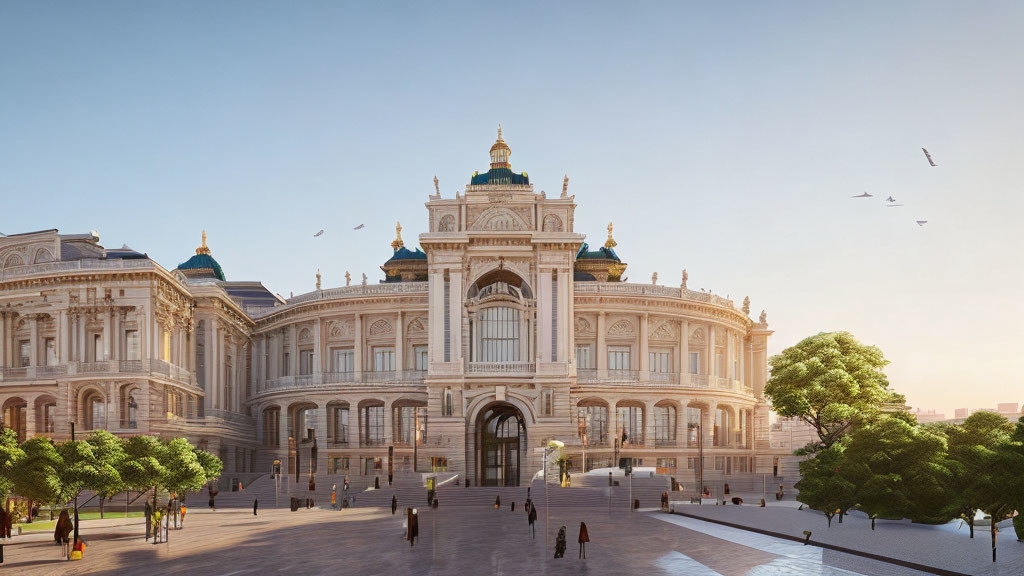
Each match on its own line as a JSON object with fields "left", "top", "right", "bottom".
{"left": 152, "top": 508, "right": 162, "bottom": 545}
{"left": 578, "top": 522, "right": 590, "bottom": 559}
{"left": 144, "top": 502, "right": 153, "bottom": 541}
{"left": 391, "top": 494, "right": 398, "bottom": 515}
{"left": 55, "top": 509, "right": 73, "bottom": 557}
{"left": 494, "top": 495, "right": 501, "bottom": 509}
{"left": 554, "top": 526, "right": 567, "bottom": 558}
{"left": 528, "top": 502, "right": 538, "bottom": 538}
{"left": 253, "top": 499, "right": 258, "bottom": 516}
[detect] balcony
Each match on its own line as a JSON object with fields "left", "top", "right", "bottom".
{"left": 0, "top": 359, "right": 194, "bottom": 386}
{"left": 256, "top": 371, "right": 428, "bottom": 395}
{"left": 465, "top": 362, "right": 536, "bottom": 375}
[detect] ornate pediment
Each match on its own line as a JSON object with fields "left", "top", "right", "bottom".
{"left": 407, "top": 316, "right": 426, "bottom": 333}
{"left": 607, "top": 319, "right": 635, "bottom": 337}
{"left": 574, "top": 317, "right": 594, "bottom": 336}
{"left": 469, "top": 206, "right": 532, "bottom": 231}
{"left": 369, "top": 318, "right": 393, "bottom": 336}
{"left": 650, "top": 320, "right": 676, "bottom": 340}
{"left": 689, "top": 327, "right": 706, "bottom": 343}
{"left": 328, "top": 319, "right": 354, "bottom": 339}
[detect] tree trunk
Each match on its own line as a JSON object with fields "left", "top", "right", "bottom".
{"left": 871, "top": 516, "right": 876, "bottom": 530}
{"left": 125, "top": 491, "right": 129, "bottom": 517}
{"left": 100, "top": 495, "right": 105, "bottom": 519}
{"left": 991, "top": 523, "right": 997, "bottom": 563}
{"left": 969, "top": 517, "right": 974, "bottom": 539}
{"left": 25, "top": 500, "right": 32, "bottom": 523}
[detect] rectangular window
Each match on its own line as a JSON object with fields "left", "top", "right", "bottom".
{"left": 282, "top": 352, "right": 290, "bottom": 376}
{"left": 373, "top": 347, "right": 395, "bottom": 371}
{"left": 18, "top": 340, "right": 30, "bottom": 367}
{"left": 161, "top": 331, "right": 171, "bottom": 362}
{"left": 329, "top": 457, "right": 350, "bottom": 474}
{"left": 656, "top": 458, "right": 677, "bottom": 472}
{"left": 478, "top": 306, "right": 521, "bottom": 362}
{"left": 362, "top": 405, "right": 385, "bottom": 445}
{"left": 94, "top": 334, "right": 104, "bottom": 362}
{"left": 362, "top": 456, "right": 383, "bottom": 475}
{"left": 649, "top": 349, "right": 671, "bottom": 373}
{"left": 45, "top": 338, "right": 57, "bottom": 366}
{"left": 576, "top": 404, "right": 608, "bottom": 445}
{"left": 608, "top": 346, "right": 631, "bottom": 371}
{"left": 299, "top": 350, "right": 314, "bottom": 375}
{"left": 431, "top": 456, "right": 448, "bottom": 472}
{"left": 542, "top": 389, "right": 554, "bottom": 417}
{"left": 394, "top": 406, "right": 427, "bottom": 445}
{"left": 575, "top": 345, "right": 593, "bottom": 369}
{"left": 43, "top": 404, "right": 56, "bottom": 433}
{"left": 686, "top": 407, "right": 702, "bottom": 447}
{"left": 689, "top": 352, "right": 699, "bottom": 374}
{"left": 616, "top": 405, "right": 643, "bottom": 445}
{"left": 733, "top": 360, "right": 739, "bottom": 380}
{"left": 716, "top": 352, "right": 724, "bottom": 377}
{"left": 414, "top": 345, "right": 428, "bottom": 371}
{"left": 333, "top": 407, "right": 349, "bottom": 443}
{"left": 332, "top": 349, "right": 354, "bottom": 372}
{"left": 125, "top": 330, "right": 140, "bottom": 361}
{"left": 715, "top": 456, "right": 725, "bottom": 471}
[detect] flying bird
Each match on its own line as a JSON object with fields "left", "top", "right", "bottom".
{"left": 922, "top": 148, "right": 937, "bottom": 167}
{"left": 353, "top": 224, "right": 365, "bottom": 230}
{"left": 886, "top": 196, "right": 896, "bottom": 203}
{"left": 916, "top": 220, "right": 928, "bottom": 226}
{"left": 852, "top": 192, "right": 872, "bottom": 198}
{"left": 313, "top": 229, "right": 324, "bottom": 237}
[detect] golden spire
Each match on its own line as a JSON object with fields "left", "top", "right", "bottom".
{"left": 391, "top": 221, "right": 404, "bottom": 252}
{"left": 196, "top": 230, "right": 211, "bottom": 255}
{"left": 489, "top": 124, "right": 511, "bottom": 169}
{"left": 604, "top": 221, "right": 617, "bottom": 249}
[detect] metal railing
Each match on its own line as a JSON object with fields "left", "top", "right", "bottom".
{"left": 465, "top": 362, "right": 536, "bottom": 374}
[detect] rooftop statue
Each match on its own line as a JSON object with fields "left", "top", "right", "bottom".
{"left": 681, "top": 269, "right": 688, "bottom": 290}
{"left": 345, "top": 271, "right": 351, "bottom": 287}
{"left": 562, "top": 174, "right": 569, "bottom": 198}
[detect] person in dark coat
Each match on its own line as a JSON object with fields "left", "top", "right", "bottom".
{"left": 511, "top": 501, "right": 515, "bottom": 512}
{"left": 374, "top": 476, "right": 380, "bottom": 490}
{"left": 554, "top": 526, "right": 567, "bottom": 558}
{"left": 144, "top": 502, "right": 153, "bottom": 541}
{"left": 578, "top": 522, "right": 590, "bottom": 558}
{"left": 528, "top": 504, "right": 538, "bottom": 538}
{"left": 391, "top": 495, "right": 398, "bottom": 515}
{"left": 405, "top": 508, "right": 419, "bottom": 547}
{"left": 253, "top": 499, "right": 258, "bottom": 516}
{"left": 494, "top": 495, "right": 500, "bottom": 509}
{"left": 524, "top": 497, "right": 532, "bottom": 516}
{"left": 724, "top": 483, "right": 730, "bottom": 496}
{"left": 55, "top": 509, "right": 73, "bottom": 557}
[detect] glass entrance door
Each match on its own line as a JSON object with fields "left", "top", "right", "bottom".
{"left": 478, "top": 404, "right": 525, "bottom": 487}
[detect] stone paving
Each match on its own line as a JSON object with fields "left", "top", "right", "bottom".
{"left": 1, "top": 499, "right": 1015, "bottom": 575}
{"left": 676, "top": 503, "right": 1024, "bottom": 576}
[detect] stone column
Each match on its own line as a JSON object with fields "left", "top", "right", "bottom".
{"left": 139, "top": 309, "right": 148, "bottom": 362}
{"left": 557, "top": 268, "right": 570, "bottom": 363}
{"left": 725, "top": 329, "right": 734, "bottom": 383}
{"left": 644, "top": 400, "right": 656, "bottom": 447}
{"left": 428, "top": 270, "right": 444, "bottom": 363}
{"left": 638, "top": 313, "right": 649, "bottom": 381}
{"left": 0, "top": 312, "right": 7, "bottom": 368}
{"left": 288, "top": 325, "right": 298, "bottom": 378}
{"left": 448, "top": 269, "right": 463, "bottom": 364}
{"left": 353, "top": 314, "right": 363, "bottom": 380}
{"left": 679, "top": 319, "right": 689, "bottom": 378}
{"left": 313, "top": 319, "right": 322, "bottom": 377}
{"left": 56, "top": 310, "right": 67, "bottom": 364}
{"left": 394, "top": 312, "right": 403, "bottom": 377}
{"left": 537, "top": 270, "right": 552, "bottom": 363}
{"left": 706, "top": 325, "right": 715, "bottom": 377}
{"left": 383, "top": 401, "right": 393, "bottom": 444}
{"left": 102, "top": 310, "right": 112, "bottom": 361}
{"left": 112, "top": 309, "right": 122, "bottom": 361}
{"left": 29, "top": 314, "right": 39, "bottom": 367}
{"left": 596, "top": 312, "right": 607, "bottom": 378}
{"left": 210, "top": 318, "right": 220, "bottom": 409}
{"left": 705, "top": 402, "right": 717, "bottom": 448}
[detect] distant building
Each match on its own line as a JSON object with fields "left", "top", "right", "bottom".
{"left": 910, "top": 408, "right": 946, "bottom": 423}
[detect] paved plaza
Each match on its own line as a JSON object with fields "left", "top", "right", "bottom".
{"left": 5, "top": 498, "right": 1020, "bottom": 576}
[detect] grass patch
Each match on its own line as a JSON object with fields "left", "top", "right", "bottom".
{"left": 17, "top": 511, "right": 145, "bottom": 532}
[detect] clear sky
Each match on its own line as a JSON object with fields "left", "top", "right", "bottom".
{"left": 2, "top": 1, "right": 1021, "bottom": 417}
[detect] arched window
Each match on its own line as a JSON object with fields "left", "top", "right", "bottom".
{"left": 393, "top": 402, "right": 427, "bottom": 446}
{"left": 685, "top": 407, "right": 702, "bottom": 447}
{"left": 714, "top": 407, "right": 730, "bottom": 447}
{"left": 576, "top": 402, "right": 608, "bottom": 445}
{"left": 443, "top": 387, "right": 454, "bottom": 417}
{"left": 616, "top": 404, "right": 643, "bottom": 446}
{"left": 360, "top": 401, "right": 385, "bottom": 446}
{"left": 262, "top": 407, "right": 280, "bottom": 447}
{"left": 2, "top": 398, "right": 28, "bottom": 442}
{"left": 468, "top": 272, "right": 533, "bottom": 364}
{"left": 120, "top": 388, "right": 138, "bottom": 429}
{"left": 328, "top": 403, "right": 349, "bottom": 444}
{"left": 83, "top": 391, "right": 106, "bottom": 430}
{"left": 654, "top": 403, "right": 676, "bottom": 444}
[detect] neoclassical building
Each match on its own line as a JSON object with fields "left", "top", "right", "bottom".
{"left": 0, "top": 129, "right": 776, "bottom": 488}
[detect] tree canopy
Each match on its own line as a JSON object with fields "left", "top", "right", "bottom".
{"left": 0, "top": 427, "right": 25, "bottom": 501}
{"left": 794, "top": 444, "right": 856, "bottom": 527}
{"left": 765, "top": 331, "right": 904, "bottom": 450}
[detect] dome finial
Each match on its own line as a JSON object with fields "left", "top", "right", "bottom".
{"left": 489, "top": 125, "right": 511, "bottom": 169}
{"left": 391, "top": 221, "right": 404, "bottom": 252}
{"left": 196, "top": 230, "right": 211, "bottom": 255}
{"left": 604, "top": 221, "right": 617, "bottom": 249}
{"left": 497, "top": 123, "right": 502, "bottom": 141}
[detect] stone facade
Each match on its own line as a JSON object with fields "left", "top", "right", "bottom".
{"left": 0, "top": 131, "right": 781, "bottom": 489}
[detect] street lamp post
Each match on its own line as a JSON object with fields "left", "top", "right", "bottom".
{"left": 70, "top": 422, "right": 79, "bottom": 545}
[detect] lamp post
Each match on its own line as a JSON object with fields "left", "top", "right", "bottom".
{"left": 70, "top": 422, "right": 79, "bottom": 545}
{"left": 544, "top": 439, "right": 564, "bottom": 554}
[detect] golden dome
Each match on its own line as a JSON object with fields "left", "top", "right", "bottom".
{"left": 489, "top": 124, "right": 510, "bottom": 154}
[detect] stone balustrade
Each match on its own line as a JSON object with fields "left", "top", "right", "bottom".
{"left": 0, "top": 257, "right": 156, "bottom": 281}
{"left": 0, "top": 359, "right": 194, "bottom": 386}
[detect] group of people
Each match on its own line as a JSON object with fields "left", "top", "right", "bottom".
{"left": 492, "top": 488, "right": 589, "bottom": 559}
{"left": 144, "top": 500, "right": 186, "bottom": 545}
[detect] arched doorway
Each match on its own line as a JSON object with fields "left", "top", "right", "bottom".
{"left": 477, "top": 403, "right": 526, "bottom": 487}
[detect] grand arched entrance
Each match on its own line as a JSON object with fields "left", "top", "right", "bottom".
{"left": 476, "top": 403, "right": 526, "bottom": 487}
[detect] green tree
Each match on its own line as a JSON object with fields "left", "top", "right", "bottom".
{"left": 85, "top": 430, "right": 126, "bottom": 518}
{"left": 841, "top": 416, "right": 954, "bottom": 529}
{"left": 794, "top": 444, "right": 856, "bottom": 527}
{"left": 0, "top": 427, "right": 24, "bottom": 503}
{"left": 1008, "top": 417, "right": 1024, "bottom": 542}
{"left": 945, "top": 411, "right": 1014, "bottom": 540}
{"left": 194, "top": 447, "right": 223, "bottom": 485}
{"left": 10, "top": 437, "right": 61, "bottom": 522}
{"left": 766, "top": 332, "right": 904, "bottom": 451}
{"left": 121, "top": 435, "right": 166, "bottom": 511}
{"left": 160, "top": 438, "right": 206, "bottom": 529}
